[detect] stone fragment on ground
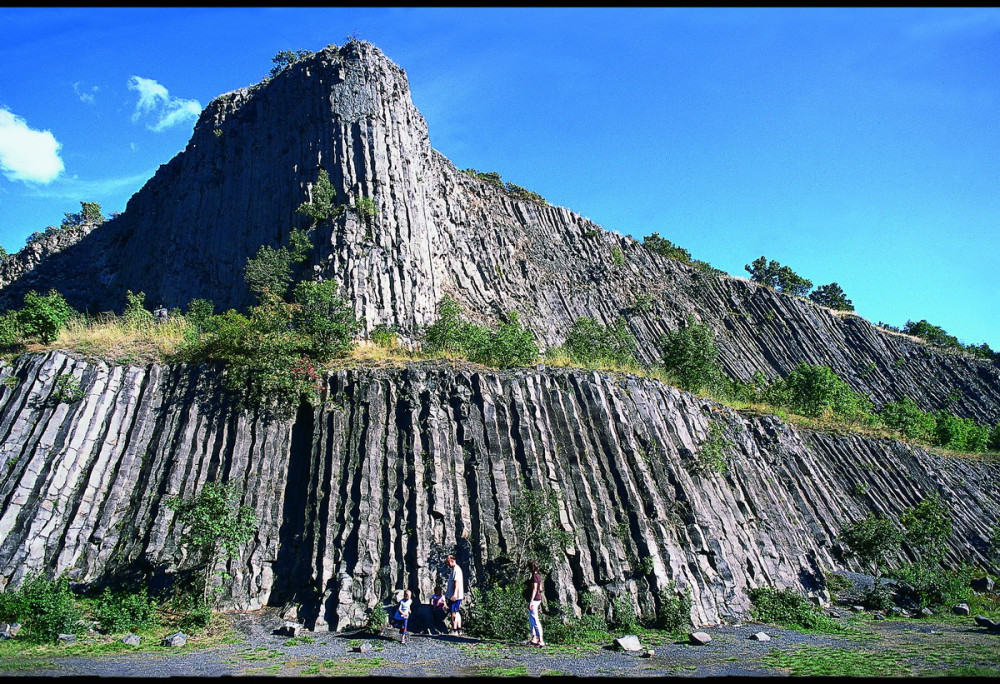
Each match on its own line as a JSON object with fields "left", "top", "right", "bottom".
{"left": 952, "top": 603, "right": 970, "bottom": 616}
{"left": 275, "top": 621, "right": 301, "bottom": 637}
{"left": 689, "top": 632, "right": 712, "bottom": 645}
{"left": 749, "top": 632, "right": 771, "bottom": 642}
{"left": 351, "top": 641, "right": 372, "bottom": 653}
{"left": 121, "top": 634, "right": 141, "bottom": 646}
{"left": 58, "top": 634, "right": 76, "bottom": 644}
{"left": 614, "top": 635, "right": 643, "bottom": 652}
{"left": 161, "top": 632, "right": 187, "bottom": 647}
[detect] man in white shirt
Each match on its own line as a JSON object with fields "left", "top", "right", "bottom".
{"left": 445, "top": 555, "right": 465, "bottom": 634}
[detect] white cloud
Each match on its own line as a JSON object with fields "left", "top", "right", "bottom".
{"left": 72, "top": 81, "right": 99, "bottom": 104}
{"left": 127, "top": 76, "right": 201, "bottom": 131}
{"left": 0, "top": 107, "right": 65, "bottom": 184}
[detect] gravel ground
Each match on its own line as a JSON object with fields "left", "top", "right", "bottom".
{"left": 6, "top": 607, "right": 999, "bottom": 677}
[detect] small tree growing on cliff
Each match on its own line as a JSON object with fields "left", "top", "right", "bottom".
{"left": 167, "top": 481, "right": 258, "bottom": 605}
{"left": 839, "top": 514, "right": 902, "bottom": 608}
{"left": 269, "top": 49, "right": 314, "bottom": 77}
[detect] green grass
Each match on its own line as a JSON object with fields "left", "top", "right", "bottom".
{"left": 473, "top": 663, "right": 529, "bottom": 677}
{"left": 314, "top": 656, "right": 386, "bottom": 676}
{"left": 765, "top": 646, "right": 911, "bottom": 677}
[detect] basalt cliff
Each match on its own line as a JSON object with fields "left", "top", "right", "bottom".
{"left": 0, "top": 42, "right": 997, "bottom": 629}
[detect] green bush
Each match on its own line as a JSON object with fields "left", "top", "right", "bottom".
{"left": 17, "top": 289, "right": 75, "bottom": 344}
{"left": 809, "top": 282, "right": 854, "bottom": 311}
{"left": 423, "top": 295, "right": 480, "bottom": 356}
{"left": 468, "top": 586, "right": 525, "bottom": 641}
{"left": 177, "top": 597, "right": 213, "bottom": 632}
{"left": 364, "top": 603, "right": 388, "bottom": 634}
{"left": 878, "top": 398, "right": 936, "bottom": 442}
{"left": 370, "top": 323, "right": 398, "bottom": 348}
{"left": 748, "top": 586, "right": 846, "bottom": 633}
{"left": 270, "top": 49, "right": 314, "bottom": 77}
{"left": 891, "top": 563, "right": 973, "bottom": 610}
{"left": 122, "top": 290, "right": 155, "bottom": 328}
{"left": 745, "top": 256, "right": 812, "bottom": 296}
{"left": 775, "top": 364, "right": 873, "bottom": 422}
{"left": 467, "top": 312, "right": 538, "bottom": 368}
{"left": 900, "top": 494, "right": 952, "bottom": 562}
{"left": 292, "top": 279, "right": 361, "bottom": 360}
{"left": 933, "top": 412, "right": 990, "bottom": 452}
{"left": 244, "top": 229, "right": 312, "bottom": 301}
{"left": 0, "top": 311, "right": 23, "bottom": 349}
{"left": 0, "top": 573, "right": 82, "bottom": 643}
{"left": 642, "top": 232, "right": 692, "bottom": 263}
{"left": 541, "top": 608, "right": 611, "bottom": 645}
{"left": 422, "top": 297, "right": 538, "bottom": 368}
{"left": 658, "top": 319, "right": 722, "bottom": 393}
{"left": 53, "top": 374, "right": 85, "bottom": 403}
{"left": 839, "top": 514, "right": 902, "bottom": 578}
{"left": 561, "top": 317, "right": 637, "bottom": 368}
{"left": 609, "top": 594, "right": 640, "bottom": 633}
{"left": 94, "top": 588, "right": 159, "bottom": 633}
{"left": 690, "top": 421, "right": 729, "bottom": 475}
{"left": 353, "top": 196, "right": 377, "bottom": 223}
{"left": 166, "top": 481, "right": 258, "bottom": 605}
{"left": 655, "top": 583, "right": 692, "bottom": 633}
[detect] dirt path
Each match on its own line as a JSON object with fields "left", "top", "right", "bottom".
{"left": 5, "top": 610, "right": 999, "bottom": 677}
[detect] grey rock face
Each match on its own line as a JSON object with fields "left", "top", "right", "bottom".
{"left": 0, "top": 351, "right": 997, "bottom": 630}
{"left": 0, "top": 43, "right": 996, "bottom": 424}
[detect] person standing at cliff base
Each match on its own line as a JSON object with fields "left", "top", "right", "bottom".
{"left": 524, "top": 560, "right": 546, "bottom": 647}
{"left": 445, "top": 555, "right": 465, "bottom": 635}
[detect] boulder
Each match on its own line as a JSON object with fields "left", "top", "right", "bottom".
{"left": 920, "top": 608, "right": 934, "bottom": 617}
{"left": 641, "top": 649, "right": 655, "bottom": 658}
{"left": 121, "top": 634, "right": 141, "bottom": 646}
{"left": 351, "top": 641, "right": 372, "bottom": 653}
{"left": 689, "top": 632, "right": 712, "bottom": 645}
{"left": 971, "top": 577, "right": 995, "bottom": 594}
{"left": 614, "top": 635, "right": 643, "bottom": 652}
{"left": 275, "top": 621, "right": 301, "bottom": 637}
{"left": 161, "top": 632, "right": 187, "bottom": 647}
{"left": 7, "top": 623, "right": 20, "bottom": 638}
{"left": 57, "top": 634, "right": 76, "bottom": 644}
{"left": 749, "top": 632, "right": 771, "bottom": 642}
{"left": 952, "top": 603, "right": 971, "bottom": 616}
{"left": 974, "top": 616, "right": 1000, "bottom": 632}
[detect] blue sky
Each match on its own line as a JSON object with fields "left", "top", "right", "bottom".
{"left": 1, "top": 7, "right": 997, "bottom": 348}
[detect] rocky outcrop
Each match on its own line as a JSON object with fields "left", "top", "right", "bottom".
{"left": 0, "top": 223, "right": 97, "bottom": 294}
{"left": 1, "top": 352, "right": 996, "bottom": 629}
{"left": 0, "top": 42, "right": 996, "bottom": 424}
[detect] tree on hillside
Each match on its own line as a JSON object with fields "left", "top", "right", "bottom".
{"left": 744, "top": 256, "right": 812, "bottom": 296}
{"left": 270, "top": 49, "right": 314, "bottom": 77}
{"left": 809, "top": 282, "right": 854, "bottom": 311}
{"left": 61, "top": 201, "right": 104, "bottom": 227}
{"left": 902, "top": 320, "right": 961, "bottom": 349}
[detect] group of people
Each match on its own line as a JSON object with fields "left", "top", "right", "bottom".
{"left": 391, "top": 556, "right": 545, "bottom": 647}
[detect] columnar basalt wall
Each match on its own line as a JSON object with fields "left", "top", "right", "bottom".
{"left": 1, "top": 352, "right": 996, "bottom": 629}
